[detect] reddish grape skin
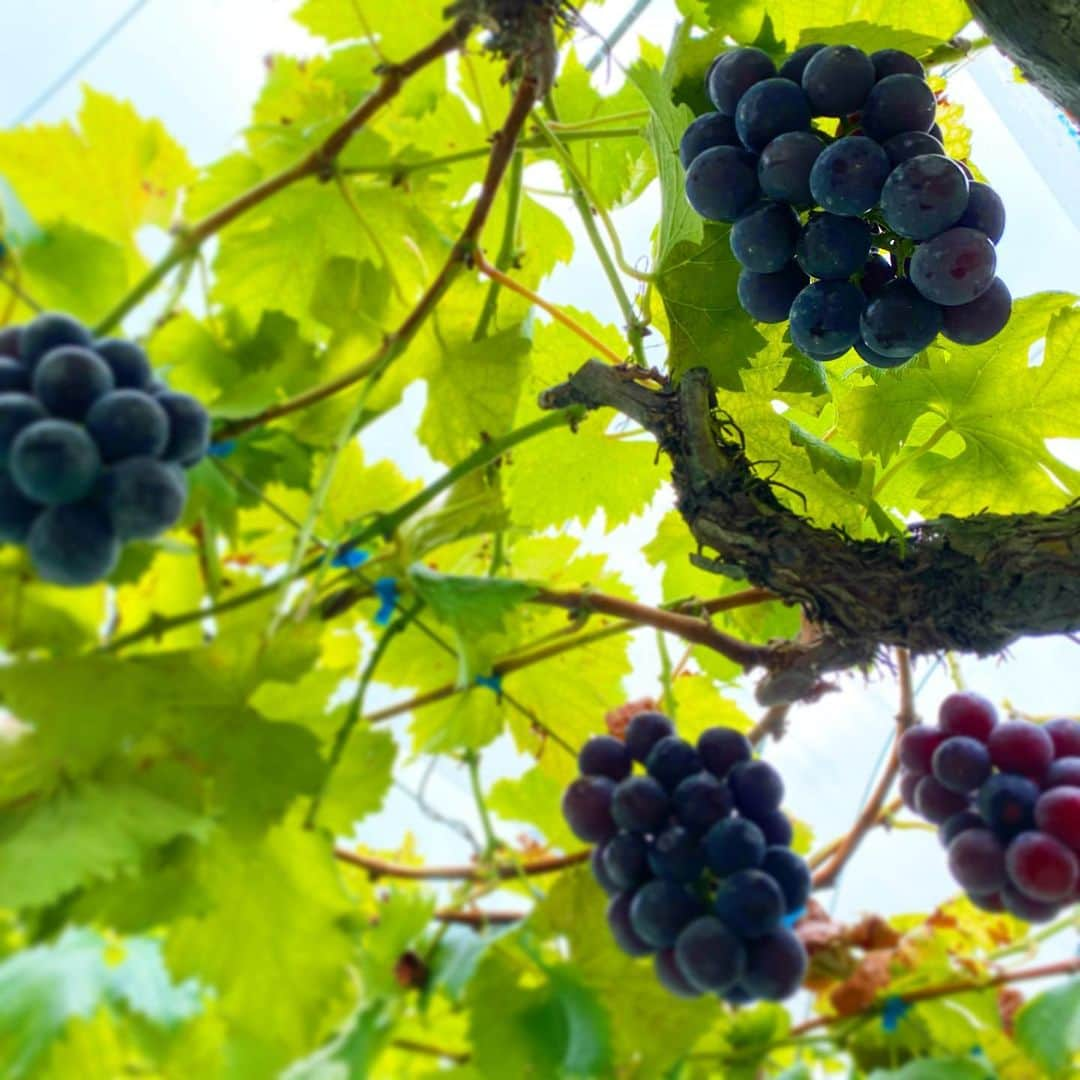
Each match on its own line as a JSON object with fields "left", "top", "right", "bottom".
{"left": 900, "top": 770, "right": 921, "bottom": 812}
{"left": 947, "top": 828, "right": 1006, "bottom": 893}
{"left": 1001, "top": 883, "right": 1061, "bottom": 924}
{"left": 915, "top": 775, "right": 970, "bottom": 824}
{"left": 1045, "top": 718, "right": 1080, "bottom": 760}
{"left": 899, "top": 727, "right": 947, "bottom": 775}
{"left": 1005, "top": 831, "right": 1079, "bottom": 902}
{"left": 938, "top": 692, "right": 998, "bottom": 741}
{"left": 1045, "top": 758, "right": 1080, "bottom": 790}
{"left": 988, "top": 721, "right": 1055, "bottom": 780}
{"left": 1035, "top": 788, "right": 1080, "bottom": 852}
{"left": 932, "top": 735, "right": 992, "bottom": 793}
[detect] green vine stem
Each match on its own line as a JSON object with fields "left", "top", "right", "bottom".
{"left": 464, "top": 750, "right": 501, "bottom": 855}
{"left": 473, "top": 149, "right": 525, "bottom": 341}
{"left": 334, "top": 846, "right": 589, "bottom": 880}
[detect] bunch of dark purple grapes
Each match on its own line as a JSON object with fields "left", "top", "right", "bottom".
{"left": 900, "top": 693, "right": 1080, "bottom": 921}
{"left": 0, "top": 312, "right": 210, "bottom": 586}
{"left": 562, "top": 710, "right": 810, "bottom": 1004}
{"left": 681, "top": 44, "right": 1011, "bottom": 367}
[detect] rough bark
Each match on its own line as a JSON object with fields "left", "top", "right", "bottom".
{"left": 541, "top": 362, "right": 1080, "bottom": 701}
{"left": 968, "top": 0, "right": 1080, "bottom": 117}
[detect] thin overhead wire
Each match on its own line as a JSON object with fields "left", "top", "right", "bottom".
{"left": 8, "top": 0, "right": 154, "bottom": 127}
{"left": 584, "top": 0, "right": 655, "bottom": 73}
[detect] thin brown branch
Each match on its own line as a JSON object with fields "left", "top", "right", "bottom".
{"left": 806, "top": 798, "right": 902, "bottom": 871}
{"left": 791, "top": 957, "right": 1080, "bottom": 1037}
{"left": 390, "top": 1038, "right": 470, "bottom": 1064}
{"left": 749, "top": 704, "right": 790, "bottom": 745}
{"left": 334, "top": 846, "right": 589, "bottom": 881}
{"left": 218, "top": 71, "right": 541, "bottom": 439}
{"left": 434, "top": 908, "right": 526, "bottom": 926}
{"left": 812, "top": 650, "right": 917, "bottom": 889}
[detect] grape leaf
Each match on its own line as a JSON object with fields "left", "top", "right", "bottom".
{"left": 1014, "top": 979, "right": 1080, "bottom": 1078}
{"left": 488, "top": 766, "right": 580, "bottom": 851}
{"left": 867, "top": 1060, "right": 995, "bottom": 1079}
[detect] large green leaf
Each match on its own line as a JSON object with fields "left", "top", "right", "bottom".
{"left": 1015, "top": 979, "right": 1080, "bottom": 1078}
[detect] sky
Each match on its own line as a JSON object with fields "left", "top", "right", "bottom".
{"left": 3, "top": 0, "right": 1079, "bottom": 967}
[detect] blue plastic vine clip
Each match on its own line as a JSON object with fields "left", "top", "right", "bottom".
{"left": 373, "top": 577, "right": 399, "bottom": 625}
{"left": 781, "top": 906, "right": 807, "bottom": 928}
{"left": 208, "top": 439, "right": 237, "bottom": 459}
{"left": 475, "top": 673, "right": 503, "bottom": 695}
{"left": 332, "top": 548, "right": 370, "bottom": 570}
{"left": 880, "top": 995, "right": 910, "bottom": 1033}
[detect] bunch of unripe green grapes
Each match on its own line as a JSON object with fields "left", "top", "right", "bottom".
{"left": 562, "top": 711, "right": 810, "bottom": 1004}
{"left": 0, "top": 313, "right": 210, "bottom": 586}
{"left": 901, "top": 694, "right": 1080, "bottom": 921}
{"left": 682, "top": 44, "right": 1010, "bottom": 367}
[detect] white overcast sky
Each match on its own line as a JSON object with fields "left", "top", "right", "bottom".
{"left": 3, "top": 1, "right": 1080, "bottom": 950}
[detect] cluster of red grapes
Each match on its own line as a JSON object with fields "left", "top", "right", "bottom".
{"left": 900, "top": 693, "right": 1080, "bottom": 921}
{"left": 562, "top": 711, "right": 810, "bottom": 1004}
{"left": 681, "top": 44, "right": 1011, "bottom": 368}
{"left": 0, "top": 312, "right": 210, "bottom": 586}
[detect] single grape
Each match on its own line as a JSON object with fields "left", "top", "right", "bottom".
{"left": 778, "top": 44, "right": 825, "bottom": 85}
{"left": 939, "top": 692, "right": 998, "bottom": 741}
{"left": 858, "top": 254, "right": 896, "bottom": 299}
{"left": 85, "top": 390, "right": 170, "bottom": 463}
{"left": 647, "top": 736, "right": 703, "bottom": 792}
{"left": 735, "top": 78, "right": 812, "bottom": 152}
{"left": 1044, "top": 718, "right": 1080, "bottom": 759}
{"left": 685, "top": 146, "right": 761, "bottom": 223}
{"left": 742, "top": 928, "right": 807, "bottom": 1001}
{"left": 607, "top": 891, "right": 654, "bottom": 957}
{"left": 19, "top": 312, "right": 93, "bottom": 370}
{"left": 969, "top": 890, "right": 1006, "bottom": 913}
{"left": 0, "top": 358, "right": 29, "bottom": 393}
{"left": 910, "top": 228, "right": 997, "bottom": 306}
{"left": 704, "top": 817, "right": 766, "bottom": 876}
{"left": 978, "top": 773, "right": 1039, "bottom": 840}
{"left": 0, "top": 326, "right": 22, "bottom": 359}
{"left": 899, "top": 726, "right": 948, "bottom": 774}
{"left": 730, "top": 201, "right": 801, "bottom": 273}
{"left": 708, "top": 47, "right": 776, "bottom": 115}
{"left": 630, "top": 879, "right": 705, "bottom": 948}
{"left": 32, "top": 346, "right": 115, "bottom": 421}
{"left": 932, "top": 736, "right": 993, "bottom": 794}
{"left": 672, "top": 772, "right": 733, "bottom": 833}
{"left": 93, "top": 338, "right": 153, "bottom": 389}
{"left": 859, "top": 279, "right": 943, "bottom": 359}
{"left": 900, "top": 770, "right": 921, "bottom": 812}
{"left": 578, "top": 735, "right": 633, "bottom": 781}
{"left": 1001, "top": 883, "right": 1061, "bottom": 923}
{"left": 860, "top": 74, "right": 937, "bottom": 143}
{"left": 0, "top": 393, "right": 48, "bottom": 466}
{"left": 880, "top": 154, "right": 970, "bottom": 240}
{"left": 674, "top": 916, "right": 746, "bottom": 992}
{"left": 0, "top": 471, "right": 42, "bottom": 544}
{"left": 562, "top": 775, "right": 616, "bottom": 842}
{"left": 796, "top": 214, "right": 871, "bottom": 280}
{"left": 1046, "top": 758, "right": 1080, "bottom": 790}
{"left": 611, "top": 775, "right": 670, "bottom": 833}
{"left": 729, "top": 760, "right": 785, "bottom": 818}
{"left": 757, "top": 130, "right": 825, "bottom": 208}
{"left": 654, "top": 948, "right": 702, "bottom": 998}
{"left": 883, "top": 130, "right": 946, "bottom": 166}
{"left": 939, "top": 809, "right": 986, "bottom": 847}
{"left": 737, "top": 264, "right": 809, "bottom": 323}
{"left": 988, "top": 721, "right": 1054, "bottom": 779}
{"left": 947, "top": 828, "right": 1006, "bottom": 893}
{"left": 98, "top": 457, "right": 187, "bottom": 540}
{"left": 625, "top": 711, "right": 675, "bottom": 763}
{"left": 10, "top": 420, "right": 101, "bottom": 506}
{"left": 1005, "top": 831, "right": 1078, "bottom": 902}
{"left": 1035, "top": 788, "right": 1080, "bottom": 852}
{"left": 789, "top": 280, "right": 864, "bottom": 359}
{"left": 714, "top": 869, "right": 785, "bottom": 938}
{"left": 157, "top": 391, "right": 211, "bottom": 466}
{"left": 957, "top": 182, "right": 1006, "bottom": 244}
{"left": 680, "top": 112, "right": 740, "bottom": 169}
{"left": 941, "top": 278, "right": 1012, "bottom": 346}
{"left": 809, "top": 136, "right": 891, "bottom": 216}
{"left": 871, "top": 48, "right": 925, "bottom": 80}
{"left": 761, "top": 846, "right": 810, "bottom": 912}
{"left": 801, "top": 45, "right": 875, "bottom": 116}
{"left": 914, "top": 775, "right": 970, "bottom": 824}
{"left": 27, "top": 502, "right": 119, "bottom": 586}
{"left": 753, "top": 808, "right": 794, "bottom": 848}
{"left": 601, "top": 830, "right": 651, "bottom": 890}
{"left": 648, "top": 825, "right": 706, "bottom": 882}
{"left": 590, "top": 844, "right": 620, "bottom": 896}
{"left": 855, "top": 336, "right": 910, "bottom": 369}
